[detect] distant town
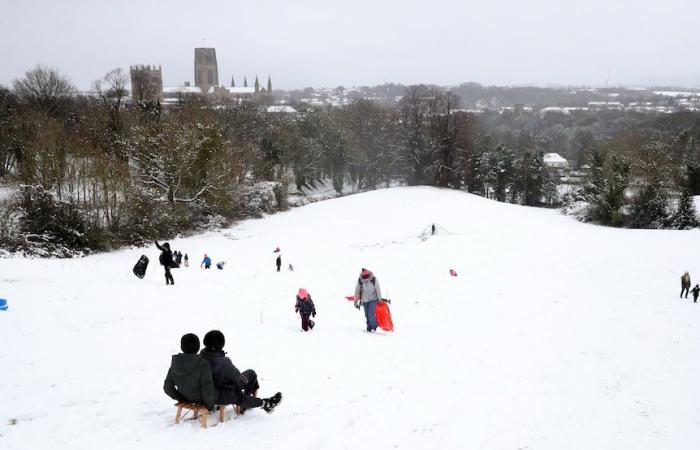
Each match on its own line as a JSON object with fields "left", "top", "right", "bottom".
{"left": 121, "top": 47, "right": 700, "bottom": 117}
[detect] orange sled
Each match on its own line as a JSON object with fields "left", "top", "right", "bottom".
{"left": 375, "top": 301, "right": 394, "bottom": 332}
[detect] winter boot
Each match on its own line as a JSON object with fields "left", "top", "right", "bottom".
{"left": 262, "top": 392, "right": 282, "bottom": 413}
{"left": 309, "top": 319, "right": 315, "bottom": 330}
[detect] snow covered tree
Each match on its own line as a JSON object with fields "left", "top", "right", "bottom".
{"left": 669, "top": 186, "right": 699, "bottom": 229}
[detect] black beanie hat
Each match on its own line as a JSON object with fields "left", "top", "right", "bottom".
{"left": 203, "top": 330, "right": 225, "bottom": 351}
{"left": 180, "top": 333, "right": 200, "bottom": 354}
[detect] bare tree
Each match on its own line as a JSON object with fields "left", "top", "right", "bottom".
{"left": 94, "top": 68, "right": 129, "bottom": 134}
{"left": 12, "top": 65, "right": 75, "bottom": 114}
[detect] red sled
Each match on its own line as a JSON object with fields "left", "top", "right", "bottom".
{"left": 345, "top": 296, "right": 356, "bottom": 301}
{"left": 375, "top": 301, "right": 394, "bottom": 332}
{"left": 449, "top": 269, "right": 458, "bottom": 277}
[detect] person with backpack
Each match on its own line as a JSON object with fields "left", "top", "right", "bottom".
{"left": 276, "top": 254, "right": 282, "bottom": 272}
{"left": 681, "top": 271, "right": 691, "bottom": 298}
{"left": 199, "top": 330, "right": 282, "bottom": 414}
{"left": 155, "top": 241, "right": 176, "bottom": 285}
{"left": 295, "top": 288, "right": 316, "bottom": 331}
{"left": 163, "top": 333, "right": 217, "bottom": 410}
{"left": 691, "top": 284, "right": 700, "bottom": 303}
{"left": 201, "top": 254, "right": 212, "bottom": 269}
{"left": 354, "top": 268, "right": 382, "bottom": 332}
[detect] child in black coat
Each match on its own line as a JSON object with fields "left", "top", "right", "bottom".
{"left": 295, "top": 288, "right": 316, "bottom": 331}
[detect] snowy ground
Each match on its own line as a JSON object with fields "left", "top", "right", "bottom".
{"left": 1, "top": 187, "right": 700, "bottom": 450}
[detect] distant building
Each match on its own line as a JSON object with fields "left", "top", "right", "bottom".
{"left": 544, "top": 153, "right": 569, "bottom": 170}
{"left": 266, "top": 105, "right": 297, "bottom": 114}
{"left": 130, "top": 65, "right": 163, "bottom": 102}
{"left": 194, "top": 48, "right": 219, "bottom": 92}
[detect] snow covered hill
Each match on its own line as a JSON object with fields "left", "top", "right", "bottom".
{"left": 2, "top": 187, "right": 699, "bottom": 450}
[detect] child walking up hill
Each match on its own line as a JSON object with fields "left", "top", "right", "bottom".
{"left": 295, "top": 288, "right": 316, "bottom": 331}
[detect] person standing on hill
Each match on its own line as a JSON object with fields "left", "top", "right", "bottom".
{"left": 431, "top": 224, "right": 436, "bottom": 235}
{"left": 681, "top": 271, "right": 691, "bottom": 298}
{"left": 201, "top": 254, "right": 212, "bottom": 269}
{"left": 155, "top": 241, "right": 176, "bottom": 285}
{"left": 276, "top": 254, "right": 282, "bottom": 272}
{"left": 354, "top": 268, "right": 382, "bottom": 332}
{"left": 295, "top": 288, "right": 316, "bottom": 331}
{"left": 691, "top": 284, "right": 700, "bottom": 303}
{"left": 184, "top": 253, "right": 189, "bottom": 267}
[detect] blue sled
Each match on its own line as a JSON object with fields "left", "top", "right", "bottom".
{"left": 0, "top": 298, "right": 7, "bottom": 311}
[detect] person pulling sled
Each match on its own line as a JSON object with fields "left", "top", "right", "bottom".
{"left": 354, "top": 268, "right": 382, "bottom": 332}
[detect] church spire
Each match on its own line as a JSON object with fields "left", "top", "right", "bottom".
{"left": 231, "top": 76, "right": 235, "bottom": 87}
{"left": 243, "top": 76, "right": 248, "bottom": 87}
{"left": 267, "top": 76, "right": 272, "bottom": 95}
{"left": 254, "top": 75, "right": 260, "bottom": 94}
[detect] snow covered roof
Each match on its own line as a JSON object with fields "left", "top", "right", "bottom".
{"left": 226, "top": 87, "right": 256, "bottom": 95}
{"left": 543, "top": 153, "right": 568, "bottom": 164}
{"left": 267, "top": 105, "right": 298, "bottom": 113}
{"left": 162, "top": 86, "right": 202, "bottom": 94}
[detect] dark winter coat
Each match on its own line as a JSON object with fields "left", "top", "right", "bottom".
{"left": 692, "top": 286, "right": 700, "bottom": 298}
{"left": 295, "top": 295, "right": 316, "bottom": 316}
{"left": 163, "top": 353, "right": 218, "bottom": 409}
{"left": 199, "top": 349, "right": 249, "bottom": 405}
{"left": 156, "top": 241, "right": 177, "bottom": 268}
{"left": 276, "top": 255, "right": 282, "bottom": 267}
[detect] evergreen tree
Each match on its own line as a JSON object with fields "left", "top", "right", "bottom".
{"left": 670, "top": 187, "right": 699, "bottom": 229}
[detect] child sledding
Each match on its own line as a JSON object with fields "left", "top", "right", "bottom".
{"left": 164, "top": 331, "right": 282, "bottom": 428}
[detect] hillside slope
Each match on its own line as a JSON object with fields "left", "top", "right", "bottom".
{"left": 1, "top": 187, "right": 699, "bottom": 450}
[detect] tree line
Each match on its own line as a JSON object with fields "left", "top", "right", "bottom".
{"left": 1, "top": 65, "right": 699, "bottom": 255}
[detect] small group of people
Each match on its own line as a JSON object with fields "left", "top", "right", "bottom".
{"left": 291, "top": 268, "right": 384, "bottom": 333}
{"left": 164, "top": 330, "right": 282, "bottom": 418}
{"left": 680, "top": 271, "right": 700, "bottom": 303}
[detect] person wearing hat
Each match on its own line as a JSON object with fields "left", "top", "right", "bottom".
{"left": 354, "top": 268, "right": 382, "bottom": 332}
{"left": 294, "top": 288, "right": 316, "bottom": 331}
{"left": 199, "top": 330, "right": 282, "bottom": 414}
{"left": 163, "top": 333, "right": 217, "bottom": 410}
{"left": 155, "top": 241, "right": 176, "bottom": 285}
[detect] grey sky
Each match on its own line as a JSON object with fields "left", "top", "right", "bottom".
{"left": 1, "top": 0, "right": 699, "bottom": 90}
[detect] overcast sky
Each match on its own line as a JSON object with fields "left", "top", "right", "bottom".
{"left": 1, "top": 0, "right": 699, "bottom": 90}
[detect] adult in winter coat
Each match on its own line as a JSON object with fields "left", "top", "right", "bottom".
{"left": 155, "top": 241, "right": 176, "bottom": 285}
{"left": 199, "top": 330, "right": 282, "bottom": 414}
{"left": 295, "top": 288, "right": 316, "bottom": 331}
{"left": 201, "top": 254, "right": 212, "bottom": 269}
{"left": 276, "top": 255, "right": 282, "bottom": 272}
{"left": 681, "top": 272, "right": 691, "bottom": 298}
{"left": 691, "top": 284, "right": 700, "bottom": 303}
{"left": 354, "top": 268, "right": 382, "bottom": 332}
{"left": 163, "top": 333, "right": 218, "bottom": 410}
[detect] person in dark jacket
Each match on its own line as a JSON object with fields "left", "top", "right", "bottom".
{"left": 184, "top": 253, "right": 189, "bottom": 267}
{"left": 199, "top": 330, "right": 282, "bottom": 414}
{"left": 691, "top": 284, "right": 700, "bottom": 303}
{"left": 163, "top": 333, "right": 218, "bottom": 410}
{"left": 276, "top": 254, "right": 282, "bottom": 272}
{"left": 155, "top": 241, "right": 176, "bottom": 285}
{"left": 295, "top": 288, "right": 316, "bottom": 331}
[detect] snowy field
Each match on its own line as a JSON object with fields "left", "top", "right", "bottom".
{"left": 1, "top": 187, "right": 700, "bottom": 450}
